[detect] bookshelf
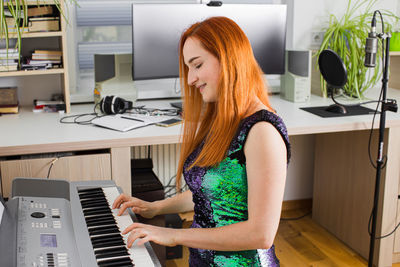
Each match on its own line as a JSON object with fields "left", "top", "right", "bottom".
{"left": 8, "top": 31, "right": 63, "bottom": 38}
{"left": 1, "top": 0, "right": 71, "bottom": 112}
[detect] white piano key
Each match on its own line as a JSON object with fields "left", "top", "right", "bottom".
{"left": 102, "top": 187, "right": 156, "bottom": 267}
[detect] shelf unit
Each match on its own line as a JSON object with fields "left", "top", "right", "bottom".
{"left": 1, "top": 0, "right": 71, "bottom": 112}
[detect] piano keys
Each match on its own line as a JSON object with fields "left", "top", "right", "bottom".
{"left": 77, "top": 186, "right": 157, "bottom": 267}
{"left": 0, "top": 178, "right": 161, "bottom": 267}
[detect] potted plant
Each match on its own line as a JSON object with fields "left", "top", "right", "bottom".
{"left": 315, "top": 0, "right": 398, "bottom": 98}
{"left": 0, "top": 0, "right": 76, "bottom": 63}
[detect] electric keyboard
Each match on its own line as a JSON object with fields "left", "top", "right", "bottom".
{"left": 0, "top": 178, "right": 161, "bottom": 267}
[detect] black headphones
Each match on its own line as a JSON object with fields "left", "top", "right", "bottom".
{"left": 99, "top": 95, "right": 133, "bottom": 114}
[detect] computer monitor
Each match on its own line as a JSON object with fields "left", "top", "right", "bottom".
{"left": 132, "top": 3, "right": 287, "bottom": 81}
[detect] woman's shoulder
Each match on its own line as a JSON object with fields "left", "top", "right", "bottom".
{"left": 238, "top": 108, "right": 291, "bottom": 163}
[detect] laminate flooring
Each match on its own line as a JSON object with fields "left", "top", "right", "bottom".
{"left": 166, "top": 209, "right": 399, "bottom": 267}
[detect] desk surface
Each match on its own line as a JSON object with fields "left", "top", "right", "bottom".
{"left": 1, "top": 88, "right": 400, "bottom": 156}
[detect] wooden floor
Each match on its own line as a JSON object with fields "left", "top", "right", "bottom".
{"left": 166, "top": 209, "right": 400, "bottom": 267}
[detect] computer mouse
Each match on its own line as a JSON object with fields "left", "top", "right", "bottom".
{"left": 325, "top": 104, "right": 347, "bottom": 114}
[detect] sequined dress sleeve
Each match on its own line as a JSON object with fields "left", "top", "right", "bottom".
{"left": 183, "top": 109, "right": 291, "bottom": 267}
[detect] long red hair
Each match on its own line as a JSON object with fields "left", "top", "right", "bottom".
{"left": 176, "top": 16, "right": 273, "bottom": 190}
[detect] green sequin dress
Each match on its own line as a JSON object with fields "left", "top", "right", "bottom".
{"left": 183, "top": 109, "right": 291, "bottom": 266}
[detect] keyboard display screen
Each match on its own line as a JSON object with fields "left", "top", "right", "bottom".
{"left": 40, "top": 234, "right": 57, "bottom": 247}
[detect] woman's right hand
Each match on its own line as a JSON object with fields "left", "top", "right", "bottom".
{"left": 112, "top": 194, "right": 158, "bottom": 219}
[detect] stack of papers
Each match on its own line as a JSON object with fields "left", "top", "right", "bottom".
{"left": 92, "top": 114, "right": 175, "bottom": 132}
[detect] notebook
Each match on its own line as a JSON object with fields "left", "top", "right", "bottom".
{"left": 92, "top": 114, "right": 171, "bottom": 132}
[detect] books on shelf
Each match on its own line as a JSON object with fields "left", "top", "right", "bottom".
{"left": 0, "top": 48, "right": 19, "bottom": 59}
{"left": 0, "top": 59, "right": 18, "bottom": 64}
{"left": 32, "top": 53, "right": 62, "bottom": 61}
{"left": 28, "top": 6, "right": 54, "bottom": 17}
{"left": 28, "top": 17, "right": 59, "bottom": 32}
{"left": 0, "top": 87, "right": 18, "bottom": 106}
{"left": 0, "top": 105, "right": 19, "bottom": 114}
{"left": 0, "top": 48, "right": 18, "bottom": 54}
{"left": 0, "top": 86, "right": 18, "bottom": 113}
{"left": 33, "top": 100, "right": 65, "bottom": 113}
{"left": 0, "top": 64, "right": 18, "bottom": 72}
{"left": 33, "top": 50, "right": 62, "bottom": 56}
{"left": 0, "top": 48, "right": 20, "bottom": 71}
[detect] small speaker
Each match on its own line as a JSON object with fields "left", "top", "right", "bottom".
{"left": 281, "top": 50, "right": 311, "bottom": 102}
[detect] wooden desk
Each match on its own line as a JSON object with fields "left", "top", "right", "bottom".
{"left": 1, "top": 90, "right": 399, "bottom": 266}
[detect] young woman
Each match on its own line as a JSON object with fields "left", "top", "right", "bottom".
{"left": 113, "top": 16, "right": 291, "bottom": 266}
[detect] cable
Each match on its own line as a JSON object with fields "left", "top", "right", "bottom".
{"left": 368, "top": 209, "right": 400, "bottom": 239}
{"left": 280, "top": 211, "right": 312, "bottom": 221}
{"left": 367, "top": 87, "right": 383, "bottom": 169}
{"left": 60, "top": 102, "right": 105, "bottom": 125}
{"left": 46, "top": 157, "right": 59, "bottom": 179}
{"left": 331, "top": 91, "right": 383, "bottom": 107}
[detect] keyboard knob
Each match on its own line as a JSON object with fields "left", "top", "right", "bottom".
{"left": 31, "top": 212, "right": 45, "bottom": 218}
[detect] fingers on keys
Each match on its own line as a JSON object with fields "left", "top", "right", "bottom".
{"left": 112, "top": 193, "right": 127, "bottom": 209}
{"left": 124, "top": 223, "right": 146, "bottom": 248}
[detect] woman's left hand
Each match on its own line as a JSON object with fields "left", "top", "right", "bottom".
{"left": 122, "top": 223, "right": 178, "bottom": 248}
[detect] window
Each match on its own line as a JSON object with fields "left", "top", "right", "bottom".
{"left": 69, "top": 0, "right": 281, "bottom": 102}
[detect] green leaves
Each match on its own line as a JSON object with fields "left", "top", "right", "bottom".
{"left": 315, "top": 0, "right": 399, "bottom": 98}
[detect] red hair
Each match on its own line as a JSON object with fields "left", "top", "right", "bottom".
{"left": 176, "top": 16, "right": 273, "bottom": 190}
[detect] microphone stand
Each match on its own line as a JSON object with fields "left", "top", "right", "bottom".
{"left": 368, "top": 31, "right": 398, "bottom": 267}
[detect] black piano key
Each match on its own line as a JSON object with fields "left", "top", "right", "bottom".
{"left": 85, "top": 214, "right": 114, "bottom": 221}
{"left": 83, "top": 207, "right": 112, "bottom": 216}
{"left": 78, "top": 190, "right": 105, "bottom": 197}
{"left": 86, "top": 219, "right": 116, "bottom": 228}
{"left": 91, "top": 233, "right": 121, "bottom": 240}
{"left": 95, "top": 250, "right": 130, "bottom": 259}
{"left": 79, "top": 193, "right": 106, "bottom": 201}
{"left": 89, "top": 225, "right": 120, "bottom": 236}
{"left": 91, "top": 233, "right": 122, "bottom": 243}
{"left": 78, "top": 187, "right": 103, "bottom": 193}
{"left": 85, "top": 216, "right": 115, "bottom": 224}
{"left": 81, "top": 197, "right": 109, "bottom": 204}
{"left": 97, "top": 256, "right": 133, "bottom": 267}
{"left": 94, "top": 246, "right": 128, "bottom": 256}
{"left": 85, "top": 217, "right": 116, "bottom": 226}
{"left": 81, "top": 200, "right": 109, "bottom": 208}
{"left": 92, "top": 239, "right": 125, "bottom": 249}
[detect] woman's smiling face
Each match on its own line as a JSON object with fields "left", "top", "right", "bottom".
{"left": 183, "top": 37, "right": 221, "bottom": 103}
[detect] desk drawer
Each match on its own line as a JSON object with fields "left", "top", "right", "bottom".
{"left": 0, "top": 153, "right": 111, "bottom": 198}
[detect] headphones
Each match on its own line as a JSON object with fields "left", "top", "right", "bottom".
{"left": 99, "top": 95, "right": 133, "bottom": 115}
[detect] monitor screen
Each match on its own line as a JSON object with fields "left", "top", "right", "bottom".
{"left": 132, "top": 4, "right": 287, "bottom": 80}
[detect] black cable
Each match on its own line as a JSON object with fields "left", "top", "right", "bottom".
{"left": 60, "top": 102, "right": 104, "bottom": 125}
{"left": 368, "top": 209, "right": 400, "bottom": 239}
{"left": 47, "top": 157, "right": 60, "bottom": 179}
{"left": 47, "top": 162, "right": 54, "bottom": 179}
{"left": 280, "top": 211, "right": 312, "bottom": 221}
{"left": 331, "top": 92, "right": 383, "bottom": 107}
{"left": 367, "top": 87, "right": 383, "bottom": 169}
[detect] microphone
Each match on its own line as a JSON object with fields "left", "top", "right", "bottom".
{"left": 364, "top": 15, "right": 378, "bottom": 68}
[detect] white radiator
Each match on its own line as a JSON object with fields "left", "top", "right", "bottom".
{"left": 131, "top": 144, "right": 181, "bottom": 187}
